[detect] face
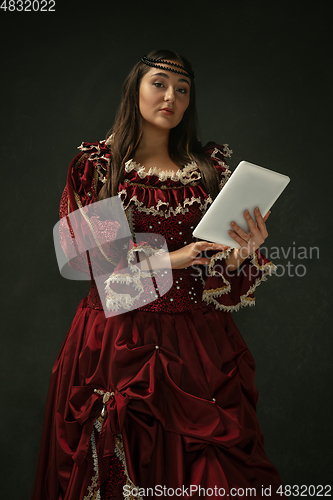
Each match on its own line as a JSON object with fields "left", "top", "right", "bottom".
{"left": 138, "top": 62, "right": 191, "bottom": 131}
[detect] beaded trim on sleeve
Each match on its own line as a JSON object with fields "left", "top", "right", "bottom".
{"left": 202, "top": 250, "right": 277, "bottom": 312}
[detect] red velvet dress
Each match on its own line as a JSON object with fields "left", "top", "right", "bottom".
{"left": 32, "top": 139, "right": 284, "bottom": 500}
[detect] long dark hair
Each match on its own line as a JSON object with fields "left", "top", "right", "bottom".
{"left": 98, "top": 49, "right": 220, "bottom": 200}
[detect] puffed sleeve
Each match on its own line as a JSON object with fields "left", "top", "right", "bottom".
{"left": 200, "top": 142, "right": 276, "bottom": 312}
{"left": 56, "top": 139, "right": 170, "bottom": 315}
{"left": 57, "top": 141, "right": 122, "bottom": 280}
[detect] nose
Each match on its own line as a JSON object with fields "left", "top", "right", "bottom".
{"left": 164, "top": 86, "right": 176, "bottom": 103}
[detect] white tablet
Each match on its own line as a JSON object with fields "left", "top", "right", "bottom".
{"left": 192, "top": 161, "right": 290, "bottom": 248}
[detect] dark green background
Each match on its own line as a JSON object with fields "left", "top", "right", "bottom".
{"left": 1, "top": 0, "right": 332, "bottom": 498}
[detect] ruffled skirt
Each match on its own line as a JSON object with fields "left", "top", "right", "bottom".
{"left": 32, "top": 300, "right": 284, "bottom": 500}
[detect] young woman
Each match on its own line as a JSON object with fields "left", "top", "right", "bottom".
{"left": 32, "top": 49, "right": 284, "bottom": 500}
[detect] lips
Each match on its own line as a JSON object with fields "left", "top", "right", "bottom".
{"left": 160, "top": 108, "right": 174, "bottom": 115}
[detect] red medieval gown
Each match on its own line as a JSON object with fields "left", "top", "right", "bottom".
{"left": 32, "top": 138, "right": 284, "bottom": 500}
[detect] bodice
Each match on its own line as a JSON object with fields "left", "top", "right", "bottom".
{"left": 65, "top": 139, "right": 273, "bottom": 316}
{"left": 118, "top": 159, "right": 212, "bottom": 313}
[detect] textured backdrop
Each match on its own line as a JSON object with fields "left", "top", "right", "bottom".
{"left": 0, "top": 0, "right": 332, "bottom": 497}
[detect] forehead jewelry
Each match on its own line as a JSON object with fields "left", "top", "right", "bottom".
{"left": 141, "top": 55, "right": 195, "bottom": 80}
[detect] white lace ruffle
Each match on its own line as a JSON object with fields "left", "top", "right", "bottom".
{"left": 104, "top": 244, "right": 167, "bottom": 311}
{"left": 119, "top": 192, "right": 213, "bottom": 219}
{"left": 125, "top": 159, "right": 201, "bottom": 184}
{"left": 202, "top": 250, "right": 277, "bottom": 312}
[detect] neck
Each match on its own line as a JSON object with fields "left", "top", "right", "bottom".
{"left": 136, "top": 121, "right": 170, "bottom": 156}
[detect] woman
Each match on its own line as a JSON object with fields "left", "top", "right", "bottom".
{"left": 32, "top": 49, "right": 284, "bottom": 499}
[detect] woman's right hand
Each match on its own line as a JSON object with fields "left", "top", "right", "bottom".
{"left": 169, "top": 241, "right": 229, "bottom": 269}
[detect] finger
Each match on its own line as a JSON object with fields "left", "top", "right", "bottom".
{"left": 228, "top": 229, "right": 251, "bottom": 251}
{"left": 230, "top": 220, "right": 251, "bottom": 243}
{"left": 211, "top": 243, "right": 230, "bottom": 251}
{"left": 254, "top": 207, "right": 268, "bottom": 238}
{"left": 254, "top": 207, "right": 270, "bottom": 223}
{"left": 193, "top": 241, "right": 213, "bottom": 250}
{"left": 192, "top": 257, "right": 211, "bottom": 266}
{"left": 263, "top": 210, "right": 271, "bottom": 222}
{"left": 243, "top": 209, "right": 261, "bottom": 234}
{"left": 192, "top": 241, "right": 219, "bottom": 255}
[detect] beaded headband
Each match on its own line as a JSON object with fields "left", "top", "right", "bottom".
{"left": 141, "top": 55, "right": 195, "bottom": 80}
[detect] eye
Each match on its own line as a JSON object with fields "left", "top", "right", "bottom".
{"left": 177, "top": 88, "right": 188, "bottom": 94}
{"left": 152, "top": 81, "right": 164, "bottom": 88}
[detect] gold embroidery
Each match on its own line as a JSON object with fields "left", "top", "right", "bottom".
{"left": 93, "top": 168, "right": 99, "bottom": 197}
{"left": 83, "top": 423, "right": 100, "bottom": 500}
{"left": 74, "top": 152, "right": 89, "bottom": 170}
{"left": 202, "top": 284, "right": 230, "bottom": 298}
{"left": 114, "top": 434, "right": 143, "bottom": 500}
{"left": 125, "top": 205, "right": 136, "bottom": 243}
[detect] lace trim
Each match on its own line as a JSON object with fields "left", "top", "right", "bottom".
{"left": 103, "top": 242, "right": 168, "bottom": 310}
{"left": 105, "top": 135, "right": 113, "bottom": 147}
{"left": 104, "top": 270, "right": 144, "bottom": 311}
{"left": 123, "top": 179, "right": 200, "bottom": 190}
{"left": 127, "top": 244, "right": 167, "bottom": 279}
{"left": 84, "top": 412, "right": 142, "bottom": 499}
{"left": 202, "top": 249, "right": 232, "bottom": 301}
{"left": 207, "top": 248, "right": 233, "bottom": 277}
{"left": 125, "top": 159, "right": 201, "bottom": 184}
{"left": 120, "top": 193, "right": 212, "bottom": 218}
{"left": 77, "top": 141, "right": 109, "bottom": 185}
{"left": 114, "top": 435, "right": 143, "bottom": 500}
{"left": 96, "top": 162, "right": 107, "bottom": 184}
{"left": 219, "top": 170, "right": 231, "bottom": 191}
{"left": 202, "top": 250, "right": 277, "bottom": 312}
{"left": 125, "top": 205, "right": 136, "bottom": 242}
{"left": 209, "top": 147, "right": 232, "bottom": 190}
{"left": 90, "top": 382, "right": 142, "bottom": 500}
{"left": 78, "top": 139, "right": 107, "bottom": 154}
{"left": 83, "top": 422, "right": 101, "bottom": 500}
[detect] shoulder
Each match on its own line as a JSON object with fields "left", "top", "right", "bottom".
{"left": 67, "top": 139, "right": 111, "bottom": 207}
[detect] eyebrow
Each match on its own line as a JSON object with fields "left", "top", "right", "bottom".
{"left": 150, "top": 72, "right": 191, "bottom": 86}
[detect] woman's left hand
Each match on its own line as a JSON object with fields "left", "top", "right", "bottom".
{"left": 228, "top": 207, "right": 270, "bottom": 260}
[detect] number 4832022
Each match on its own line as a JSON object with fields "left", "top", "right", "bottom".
{"left": 0, "top": 0, "right": 56, "bottom": 11}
